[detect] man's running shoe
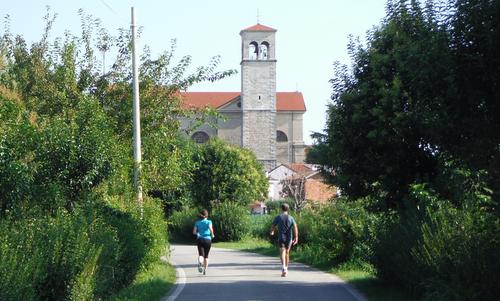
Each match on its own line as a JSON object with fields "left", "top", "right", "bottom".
{"left": 197, "top": 262, "right": 203, "bottom": 273}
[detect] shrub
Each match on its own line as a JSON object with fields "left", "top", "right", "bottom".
{"left": 0, "top": 206, "right": 118, "bottom": 301}
{"left": 211, "top": 202, "right": 250, "bottom": 241}
{"left": 191, "top": 139, "right": 268, "bottom": 209}
{"left": 249, "top": 214, "right": 274, "bottom": 239}
{"left": 373, "top": 184, "right": 500, "bottom": 300}
{"left": 264, "top": 199, "right": 295, "bottom": 215}
{"left": 0, "top": 197, "right": 168, "bottom": 301}
{"left": 417, "top": 205, "right": 499, "bottom": 300}
{"left": 137, "top": 197, "right": 169, "bottom": 270}
{"left": 293, "top": 201, "right": 377, "bottom": 268}
{"left": 168, "top": 207, "right": 199, "bottom": 242}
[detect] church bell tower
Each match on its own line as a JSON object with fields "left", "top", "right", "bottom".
{"left": 240, "top": 24, "right": 277, "bottom": 170}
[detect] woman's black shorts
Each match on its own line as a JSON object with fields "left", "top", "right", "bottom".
{"left": 197, "top": 238, "right": 212, "bottom": 258}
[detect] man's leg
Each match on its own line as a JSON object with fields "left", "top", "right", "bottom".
{"left": 280, "top": 246, "right": 287, "bottom": 276}
{"left": 280, "top": 247, "right": 286, "bottom": 267}
{"left": 285, "top": 248, "right": 290, "bottom": 268}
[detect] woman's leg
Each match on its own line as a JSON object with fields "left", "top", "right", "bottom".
{"left": 197, "top": 240, "right": 205, "bottom": 272}
{"left": 203, "top": 239, "right": 212, "bottom": 274}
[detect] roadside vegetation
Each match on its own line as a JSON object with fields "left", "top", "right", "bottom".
{"left": 0, "top": 8, "right": 235, "bottom": 301}
{"left": 306, "top": 1, "right": 500, "bottom": 300}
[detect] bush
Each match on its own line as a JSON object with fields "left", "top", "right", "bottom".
{"left": 191, "top": 139, "right": 268, "bottom": 209}
{"left": 211, "top": 202, "right": 250, "bottom": 241}
{"left": 168, "top": 207, "right": 199, "bottom": 242}
{"left": 416, "top": 204, "right": 499, "bottom": 301}
{"left": 265, "top": 199, "right": 295, "bottom": 215}
{"left": 0, "top": 197, "right": 168, "bottom": 301}
{"left": 293, "top": 200, "right": 378, "bottom": 268}
{"left": 249, "top": 214, "right": 274, "bottom": 239}
{"left": 373, "top": 185, "right": 500, "bottom": 300}
{"left": 0, "top": 205, "right": 118, "bottom": 301}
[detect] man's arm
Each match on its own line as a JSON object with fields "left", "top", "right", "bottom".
{"left": 292, "top": 223, "right": 299, "bottom": 245}
{"left": 270, "top": 224, "right": 277, "bottom": 236}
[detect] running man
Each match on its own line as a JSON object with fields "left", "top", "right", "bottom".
{"left": 270, "top": 203, "right": 298, "bottom": 277}
{"left": 193, "top": 209, "right": 215, "bottom": 275}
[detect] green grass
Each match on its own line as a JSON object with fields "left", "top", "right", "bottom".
{"left": 214, "top": 236, "right": 278, "bottom": 256}
{"left": 214, "top": 237, "right": 416, "bottom": 301}
{"left": 335, "top": 269, "right": 417, "bottom": 301}
{"left": 107, "top": 260, "right": 176, "bottom": 301}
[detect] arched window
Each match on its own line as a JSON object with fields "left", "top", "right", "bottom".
{"left": 276, "top": 130, "right": 288, "bottom": 142}
{"left": 248, "top": 42, "right": 258, "bottom": 60}
{"left": 191, "top": 131, "right": 209, "bottom": 144}
{"left": 259, "top": 42, "right": 269, "bottom": 60}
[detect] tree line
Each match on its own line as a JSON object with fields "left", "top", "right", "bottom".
{"left": 306, "top": 0, "right": 499, "bottom": 299}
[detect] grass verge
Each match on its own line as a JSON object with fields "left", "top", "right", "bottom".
{"left": 214, "top": 236, "right": 415, "bottom": 301}
{"left": 107, "top": 260, "right": 176, "bottom": 301}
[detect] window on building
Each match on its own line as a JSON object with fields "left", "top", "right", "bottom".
{"left": 276, "top": 130, "right": 288, "bottom": 142}
{"left": 191, "top": 131, "right": 209, "bottom": 144}
{"left": 249, "top": 42, "right": 258, "bottom": 60}
{"left": 259, "top": 42, "right": 269, "bottom": 60}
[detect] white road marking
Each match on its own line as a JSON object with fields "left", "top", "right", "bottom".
{"left": 160, "top": 254, "right": 186, "bottom": 301}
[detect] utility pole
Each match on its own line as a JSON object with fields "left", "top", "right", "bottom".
{"left": 131, "top": 7, "right": 143, "bottom": 216}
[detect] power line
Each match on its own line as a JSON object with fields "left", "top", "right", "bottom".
{"left": 99, "top": 0, "right": 129, "bottom": 24}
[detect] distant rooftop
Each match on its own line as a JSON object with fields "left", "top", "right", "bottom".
{"left": 181, "top": 92, "right": 306, "bottom": 112}
{"left": 241, "top": 23, "right": 277, "bottom": 32}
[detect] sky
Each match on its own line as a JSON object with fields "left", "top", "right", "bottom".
{"left": 2, "top": 0, "right": 388, "bottom": 144}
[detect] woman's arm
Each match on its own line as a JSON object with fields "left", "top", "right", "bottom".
{"left": 209, "top": 224, "right": 215, "bottom": 239}
{"left": 193, "top": 226, "right": 198, "bottom": 235}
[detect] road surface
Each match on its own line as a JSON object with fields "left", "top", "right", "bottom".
{"left": 163, "top": 244, "right": 366, "bottom": 301}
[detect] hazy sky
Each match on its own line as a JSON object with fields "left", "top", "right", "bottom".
{"left": 2, "top": 0, "right": 388, "bottom": 144}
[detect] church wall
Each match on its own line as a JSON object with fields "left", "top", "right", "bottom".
{"left": 293, "top": 144, "right": 306, "bottom": 163}
{"left": 179, "top": 116, "right": 217, "bottom": 139}
{"left": 276, "top": 112, "right": 306, "bottom": 163}
{"left": 276, "top": 142, "right": 290, "bottom": 164}
{"left": 217, "top": 112, "right": 242, "bottom": 146}
{"left": 292, "top": 113, "right": 304, "bottom": 142}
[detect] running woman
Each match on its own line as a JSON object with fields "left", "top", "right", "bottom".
{"left": 193, "top": 209, "right": 215, "bottom": 275}
{"left": 270, "top": 203, "right": 298, "bottom": 277}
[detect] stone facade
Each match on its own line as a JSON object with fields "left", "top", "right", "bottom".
{"left": 240, "top": 27, "right": 277, "bottom": 169}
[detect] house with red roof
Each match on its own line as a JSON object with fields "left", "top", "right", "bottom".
{"left": 267, "top": 163, "right": 337, "bottom": 203}
{"left": 180, "top": 23, "right": 306, "bottom": 170}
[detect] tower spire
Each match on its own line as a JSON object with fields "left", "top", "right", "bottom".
{"left": 257, "top": 9, "right": 260, "bottom": 24}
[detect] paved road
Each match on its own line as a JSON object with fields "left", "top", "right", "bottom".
{"left": 163, "top": 244, "right": 366, "bottom": 301}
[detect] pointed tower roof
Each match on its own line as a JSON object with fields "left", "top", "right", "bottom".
{"left": 241, "top": 23, "right": 277, "bottom": 33}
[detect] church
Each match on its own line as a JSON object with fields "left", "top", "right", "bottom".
{"left": 181, "top": 24, "right": 306, "bottom": 171}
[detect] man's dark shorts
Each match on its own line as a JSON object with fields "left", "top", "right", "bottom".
{"left": 278, "top": 238, "right": 292, "bottom": 249}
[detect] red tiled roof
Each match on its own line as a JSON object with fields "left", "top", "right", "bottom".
{"left": 288, "top": 163, "right": 313, "bottom": 173}
{"left": 181, "top": 92, "right": 306, "bottom": 112}
{"left": 180, "top": 92, "right": 240, "bottom": 110}
{"left": 242, "top": 23, "right": 277, "bottom": 32}
{"left": 277, "top": 92, "right": 306, "bottom": 111}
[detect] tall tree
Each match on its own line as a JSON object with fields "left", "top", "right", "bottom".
{"left": 310, "top": 0, "right": 500, "bottom": 209}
